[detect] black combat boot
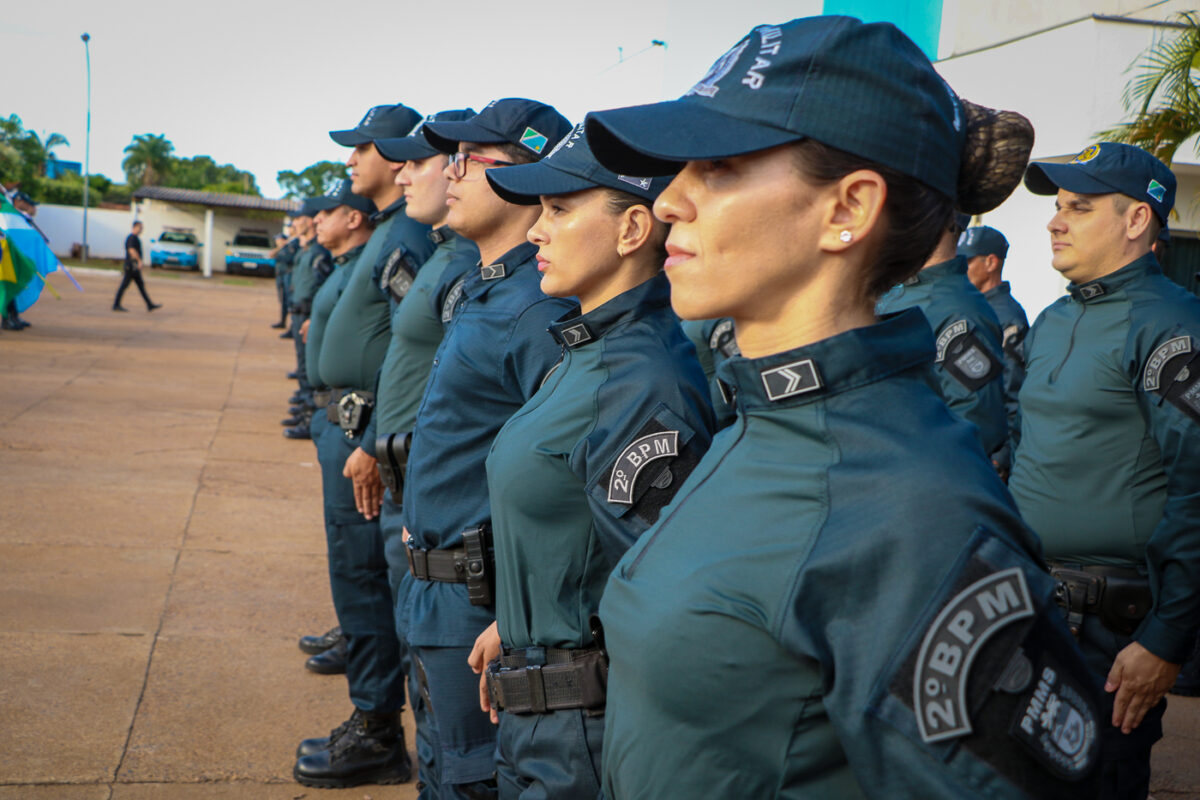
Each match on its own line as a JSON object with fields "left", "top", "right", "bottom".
{"left": 298, "top": 625, "right": 342, "bottom": 655}
{"left": 293, "top": 709, "right": 412, "bottom": 788}
{"left": 296, "top": 706, "right": 360, "bottom": 758}
{"left": 304, "top": 635, "right": 347, "bottom": 674}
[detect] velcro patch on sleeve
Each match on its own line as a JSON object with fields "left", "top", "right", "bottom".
{"left": 591, "top": 404, "right": 701, "bottom": 526}
{"left": 708, "top": 319, "right": 740, "bottom": 359}
{"left": 378, "top": 247, "right": 418, "bottom": 303}
{"left": 936, "top": 320, "right": 1001, "bottom": 391}
{"left": 1143, "top": 336, "right": 1200, "bottom": 424}
{"left": 1001, "top": 324, "right": 1027, "bottom": 366}
{"left": 441, "top": 276, "right": 467, "bottom": 324}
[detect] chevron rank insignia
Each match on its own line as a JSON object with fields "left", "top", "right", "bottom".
{"left": 760, "top": 359, "right": 822, "bottom": 401}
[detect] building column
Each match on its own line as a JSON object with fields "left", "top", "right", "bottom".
{"left": 202, "top": 208, "right": 214, "bottom": 279}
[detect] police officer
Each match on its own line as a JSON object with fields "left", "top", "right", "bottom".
{"left": 271, "top": 230, "right": 298, "bottom": 331}
{"left": 283, "top": 200, "right": 332, "bottom": 440}
{"left": 1011, "top": 141, "right": 1200, "bottom": 799}
{"left": 466, "top": 126, "right": 714, "bottom": 798}
{"left": 876, "top": 214, "right": 1008, "bottom": 461}
{"left": 959, "top": 224, "right": 1028, "bottom": 474}
{"left": 585, "top": 16, "right": 1102, "bottom": 798}
{"left": 293, "top": 103, "right": 434, "bottom": 789}
{"left": 395, "top": 98, "right": 573, "bottom": 800}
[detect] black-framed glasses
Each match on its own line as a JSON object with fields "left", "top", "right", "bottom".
{"left": 448, "top": 151, "right": 515, "bottom": 179}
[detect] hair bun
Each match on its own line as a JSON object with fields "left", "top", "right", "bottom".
{"left": 956, "top": 100, "right": 1035, "bottom": 215}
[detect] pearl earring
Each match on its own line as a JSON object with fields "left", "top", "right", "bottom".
{"left": 839, "top": 230, "right": 853, "bottom": 243}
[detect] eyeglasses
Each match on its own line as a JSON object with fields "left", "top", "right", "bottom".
{"left": 448, "top": 151, "right": 515, "bottom": 179}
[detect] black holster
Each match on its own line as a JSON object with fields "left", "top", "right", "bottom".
{"left": 485, "top": 647, "right": 608, "bottom": 715}
{"left": 463, "top": 524, "right": 493, "bottom": 607}
{"left": 375, "top": 431, "right": 412, "bottom": 497}
{"left": 1049, "top": 563, "right": 1152, "bottom": 638}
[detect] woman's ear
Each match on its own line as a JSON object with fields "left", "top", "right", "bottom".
{"left": 818, "top": 169, "right": 887, "bottom": 253}
{"left": 617, "top": 203, "right": 655, "bottom": 258}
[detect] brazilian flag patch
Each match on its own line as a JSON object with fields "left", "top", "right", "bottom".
{"left": 520, "top": 127, "right": 548, "bottom": 153}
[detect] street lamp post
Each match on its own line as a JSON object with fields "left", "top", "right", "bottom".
{"left": 81, "top": 32, "right": 91, "bottom": 264}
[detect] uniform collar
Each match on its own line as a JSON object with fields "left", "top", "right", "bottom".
{"left": 429, "top": 226, "right": 456, "bottom": 245}
{"left": 717, "top": 308, "right": 934, "bottom": 411}
{"left": 370, "top": 197, "right": 406, "bottom": 224}
{"left": 911, "top": 256, "right": 968, "bottom": 285}
{"left": 548, "top": 272, "right": 670, "bottom": 349}
{"left": 463, "top": 241, "right": 539, "bottom": 300}
{"left": 1067, "top": 252, "right": 1159, "bottom": 303}
{"left": 332, "top": 243, "right": 365, "bottom": 266}
{"left": 984, "top": 280, "right": 1012, "bottom": 300}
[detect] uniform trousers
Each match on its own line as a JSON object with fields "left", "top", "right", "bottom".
{"left": 1077, "top": 613, "right": 1165, "bottom": 800}
{"left": 496, "top": 708, "right": 603, "bottom": 800}
{"left": 292, "top": 312, "right": 311, "bottom": 401}
{"left": 313, "top": 411, "right": 406, "bottom": 714}
{"left": 114, "top": 264, "right": 154, "bottom": 308}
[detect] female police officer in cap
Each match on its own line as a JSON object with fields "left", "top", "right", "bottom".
{"left": 464, "top": 123, "right": 715, "bottom": 799}
{"left": 585, "top": 16, "right": 1104, "bottom": 800}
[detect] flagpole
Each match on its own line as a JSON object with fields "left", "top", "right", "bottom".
{"left": 81, "top": 32, "right": 91, "bottom": 264}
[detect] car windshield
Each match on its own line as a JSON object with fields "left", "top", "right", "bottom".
{"left": 233, "top": 232, "right": 272, "bottom": 248}
{"left": 160, "top": 231, "right": 197, "bottom": 244}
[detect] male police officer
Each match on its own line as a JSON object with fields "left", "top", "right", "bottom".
{"left": 283, "top": 200, "right": 332, "bottom": 439}
{"left": 876, "top": 215, "right": 1008, "bottom": 460}
{"left": 959, "top": 224, "right": 1028, "bottom": 475}
{"left": 293, "top": 104, "right": 436, "bottom": 789}
{"left": 272, "top": 230, "right": 298, "bottom": 331}
{"left": 395, "top": 98, "right": 572, "bottom": 800}
{"left": 1010, "top": 142, "right": 1200, "bottom": 799}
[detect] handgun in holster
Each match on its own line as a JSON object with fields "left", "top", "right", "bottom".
{"left": 374, "top": 431, "right": 412, "bottom": 497}
{"left": 462, "top": 524, "right": 494, "bottom": 607}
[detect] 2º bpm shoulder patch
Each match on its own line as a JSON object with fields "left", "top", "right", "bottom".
{"left": 592, "top": 404, "right": 703, "bottom": 527}
{"left": 936, "top": 320, "right": 1001, "bottom": 391}
{"left": 378, "top": 247, "right": 417, "bottom": 303}
{"left": 1143, "top": 335, "right": 1200, "bottom": 424}
{"left": 914, "top": 568, "right": 1034, "bottom": 743}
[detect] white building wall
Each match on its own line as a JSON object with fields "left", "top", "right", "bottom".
{"left": 135, "top": 199, "right": 284, "bottom": 273}
{"left": 936, "top": 15, "right": 1198, "bottom": 320}
{"left": 33, "top": 203, "right": 133, "bottom": 260}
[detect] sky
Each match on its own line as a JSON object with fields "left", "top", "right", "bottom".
{"left": 2, "top": 0, "right": 817, "bottom": 198}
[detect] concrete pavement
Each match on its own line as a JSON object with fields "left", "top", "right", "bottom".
{"left": 0, "top": 267, "right": 1197, "bottom": 798}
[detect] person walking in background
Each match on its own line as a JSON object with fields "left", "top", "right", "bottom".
{"left": 113, "top": 220, "right": 160, "bottom": 312}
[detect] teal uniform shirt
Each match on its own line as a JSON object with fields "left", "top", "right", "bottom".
{"left": 680, "top": 317, "right": 739, "bottom": 429}
{"left": 319, "top": 206, "right": 424, "bottom": 392}
{"left": 1009, "top": 253, "right": 1200, "bottom": 663}
{"left": 985, "top": 281, "right": 1030, "bottom": 470}
{"left": 876, "top": 256, "right": 1007, "bottom": 457}
{"left": 599, "top": 309, "right": 1101, "bottom": 800}
{"left": 275, "top": 237, "right": 300, "bottom": 277}
{"left": 290, "top": 238, "right": 332, "bottom": 311}
{"left": 305, "top": 245, "right": 363, "bottom": 388}
{"left": 486, "top": 273, "right": 714, "bottom": 651}
{"left": 364, "top": 227, "right": 478, "bottom": 441}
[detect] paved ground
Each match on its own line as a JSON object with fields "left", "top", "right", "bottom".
{"left": 0, "top": 267, "right": 1197, "bottom": 798}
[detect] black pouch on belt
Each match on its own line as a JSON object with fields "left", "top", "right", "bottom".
{"left": 1096, "top": 573, "right": 1153, "bottom": 636}
{"left": 375, "top": 431, "right": 412, "bottom": 496}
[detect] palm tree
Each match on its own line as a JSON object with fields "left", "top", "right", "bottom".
{"left": 29, "top": 131, "right": 69, "bottom": 176}
{"left": 1099, "top": 12, "right": 1200, "bottom": 165}
{"left": 122, "top": 133, "right": 175, "bottom": 187}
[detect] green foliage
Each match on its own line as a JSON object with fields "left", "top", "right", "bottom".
{"left": 122, "top": 133, "right": 175, "bottom": 187}
{"left": 1099, "top": 12, "right": 1200, "bottom": 165}
{"left": 277, "top": 161, "right": 349, "bottom": 199}
{"left": 22, "top": 172, "right": 117, "bottom": 207}
{"left": 0, "top": 112, "right": 70, "bottom": 186}
{"left": 167, "top": 154, "right": 260, "bottom": 195}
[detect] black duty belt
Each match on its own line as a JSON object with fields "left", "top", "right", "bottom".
{"left": 486, "top": 647, "right": 608, "bottom": 715}
{"left": 1048, "top": 561, "right": 1152, "bottom": 638}
{"left": 406, "top": 524, "right": 494, "bottom": 605}
{"left": 312, "top": 388, "right": 333, "bottom": 409}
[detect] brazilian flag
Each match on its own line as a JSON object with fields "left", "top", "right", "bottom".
{"left": 0, "top": 236, "right": 37, "bottom": 311}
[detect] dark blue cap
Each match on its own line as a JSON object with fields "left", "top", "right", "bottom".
{"left": 290, "top": 196, "right": 324, "bottom": 218}
{"left": 330, "top": 103, "right": 422, "bottom": 147}
{"left": 375, "top": 109, "right": 477, "bottom": 163}
{"left": 422, "top": 98, "right": 572, "bottom": 160}
{"left": 486, "top": 122, "right": 668, "bottom": 206}
{"left": 1024, "top": 142, "right": 1175, "bottom": 226}
{"left": 957, "top": 225, "right": 1009, "bottom": 259}
{"left": 313, "top": 178, "right": 376, "bottom": 216}
{"left": 585, "top": 16, "right": 966, "bottom": 199}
